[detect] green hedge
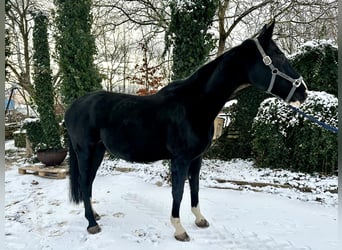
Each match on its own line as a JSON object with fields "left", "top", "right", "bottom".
{"left": 252, "top": 91, "right": 337, "bottom": 175}
{"left": 290, "top": 40, "right": 337, "bottom": 96}
{"left": 22, "top": 118, "right": 45, "bottom": 152}
{"left": 23, "top": 118, "right": 65, "bottom": 153}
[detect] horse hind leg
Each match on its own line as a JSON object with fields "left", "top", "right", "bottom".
{"left": 77, "top": 144, "right": 105, "bottom": 234}
{"left": 89, "top": 142, "right": 106, "bottom": 222}
{"left": 188, "top": 157, "right": 209, "bottom": 228}
{"left": 77, "top": 157, "right": 100, "bottom": 234}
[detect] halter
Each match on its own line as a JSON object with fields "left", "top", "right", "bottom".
{"left": 253, "top": 38, "right": 306, "bottom": 103}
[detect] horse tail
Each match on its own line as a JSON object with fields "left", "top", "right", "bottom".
{"left": 68, "top": 135, "right": 82, "bottom": 204}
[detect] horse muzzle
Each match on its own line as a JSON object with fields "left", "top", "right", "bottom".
{"left": 288, "top": 78, "right": 308, "bottom": 107}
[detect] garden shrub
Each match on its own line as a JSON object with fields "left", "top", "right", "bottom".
{"left": 22, "top": 118, "right": 45, "bottom": 152}
{"left": 290, "top": 40, "right": 337, "bottom": 96}
{"left": 252, "top": 91, "right": 337, "bottom": 175}
{"left": 32, "top": 11, "right": 62, "bottom": 151}
{"left": 23, "top": 118, "right": 66, "bottom": 152}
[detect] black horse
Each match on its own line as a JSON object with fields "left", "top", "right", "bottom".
{"left": 64, "top": 21, "right": 307, "bottom": 241}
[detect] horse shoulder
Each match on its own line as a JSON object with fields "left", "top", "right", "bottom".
{"left": 165, "top": 103, "right": 213, "bottom": 158}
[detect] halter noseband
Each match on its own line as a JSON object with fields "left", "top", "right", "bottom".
{"left": 253, "top": 38, "right": 305, "bottom": 103}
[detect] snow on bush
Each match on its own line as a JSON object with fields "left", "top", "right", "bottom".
{"left": 254, "top": 91, "right": 337, "bottom": 134}
{"left": 289, "top": 39, "right": 337, "bottom": 58}
{"left": 252, "top": 91, "right": 337, "bottom": 174}
{"left": 289, "top": 40, "right": 338, "bottom": 96}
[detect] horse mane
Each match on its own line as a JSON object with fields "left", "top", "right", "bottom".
{"left": 159, "top": 43, "right": 245, "bottom": 96}
{"left": 158, "top": 55, "right": 221, "bottom": 93}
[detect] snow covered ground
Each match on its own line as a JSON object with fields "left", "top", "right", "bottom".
{"left": 5, "top": 140, "right": 339, "bottom": 250}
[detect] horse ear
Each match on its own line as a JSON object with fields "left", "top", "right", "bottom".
{"left": 258, "top": 20, "right": 275, "bottom": 43}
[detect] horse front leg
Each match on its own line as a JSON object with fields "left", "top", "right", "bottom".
{"left": 170, "top": 159, "right": 190, "bottom": 241}
{"left": 188, "top": 157, "right": 209, "bottom": 228}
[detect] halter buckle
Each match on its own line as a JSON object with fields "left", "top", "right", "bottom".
{"left": 293, "top": 78, "right": 302, "bottom": 88}
{"left": 263, "top": 56, "right": 272, "bottom": 66}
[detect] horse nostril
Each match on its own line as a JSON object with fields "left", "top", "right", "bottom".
{"left": 290, "top": 100, "right": 301, "bottom": 108}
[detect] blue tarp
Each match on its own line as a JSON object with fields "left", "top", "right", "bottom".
{"left": 5, "top": 99, "right": 15, "bottom": 110}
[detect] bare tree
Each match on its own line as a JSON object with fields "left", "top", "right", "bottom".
{"left": 217, "top": 0, "right": 273, "bottom": 56}
{"left": 94, "top": 23, "right": 132, "bottom": 92}
{"left": 5, "top": 0, "right": 35, "bottom": 97}
{"left": 5, "top": 0, "right": 56, "bottom": 101}
{"left": 92, "top": 0, "right": 170, "bottom": 93}
{"left": 216, "top": 0, "right": 338, "bottom": 55}
{"left": 274, "top": 0, "right": 338, "bottom": 54}
{"left": 93, "top": 0, "right": 170, "bottom": 30}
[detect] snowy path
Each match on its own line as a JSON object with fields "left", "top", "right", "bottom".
{"left": 5, "top": 167, "right": 338, "bottom": 250}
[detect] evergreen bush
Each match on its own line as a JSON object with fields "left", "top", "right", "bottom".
{"left": 252, "top": 91, "right": 337, "bottom": 174}
{"left": 290, "top": 40, "right": 337, "bottom": 96}
{"left": 32, "top": 11, "right": 62, "bottom": 151}
{"left": 54, "top": 0, "right": 102, "bottom": 106}
{"left": 165, "top": 0, "right": 218, "bottom": 80}
{"left": 22, "top": 119, "right": 45, "bottom": 152}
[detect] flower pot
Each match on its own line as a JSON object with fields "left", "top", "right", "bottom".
{"left": 37, "top": 148, "right": 68, "bottom": 166}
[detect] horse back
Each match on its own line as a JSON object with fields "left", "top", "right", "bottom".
{"left": 65, "top": 90, "right": 213, "bottom": 163}
{"left": 65, "top": 91, "right": 171, "bottom": 161}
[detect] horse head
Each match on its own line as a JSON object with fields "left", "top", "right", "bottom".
{"left": 248, "top": 21, "right": 308, "bottom": 106}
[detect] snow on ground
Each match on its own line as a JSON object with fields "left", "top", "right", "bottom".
{"left": 5, "top": 140, "right": 339, "bottom": 250}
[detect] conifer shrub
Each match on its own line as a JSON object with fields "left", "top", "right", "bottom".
{"left": 290, "top": 40, "right": 337, "bottom": 96}
{"left": 252, "top": 91, "right": 337, "bottom": 175}
{"left": 22, "top": 119, "right": 45, "bottom": 152}
{"left": 32, "top": 11, "right": 62, "bottom": 151}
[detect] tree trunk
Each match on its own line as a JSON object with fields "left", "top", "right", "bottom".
{"left": 217, "top": 0, "right": 229, "bottom": 56}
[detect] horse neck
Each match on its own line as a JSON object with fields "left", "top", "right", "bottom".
{"left": 194, "top": 46, "right": 250, "bottom": 122}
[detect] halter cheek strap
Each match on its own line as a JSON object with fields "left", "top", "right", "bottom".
{"left": 253, "top": 38, "right": 306, "bottom": 102}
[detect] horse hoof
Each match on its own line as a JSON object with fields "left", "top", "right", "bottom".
{"left": 87, "top": 225, "right": 101, "bottom": 234}
{"left": 195, "top": 219, "right": 210, "bottom": 228}
{"left": 174, "top": 232, "right": 190, "bottom": 242}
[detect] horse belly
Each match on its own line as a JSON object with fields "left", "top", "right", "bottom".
{"left": 103, "top": 132, "right": 169, "bottom": 163}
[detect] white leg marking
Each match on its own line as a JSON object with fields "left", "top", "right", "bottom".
{"left": 170, "top": 216, "right": 186, "bottom": 235}
{"left": 191, "top": 205, "right": 205, "bottom": 223}
{"left": 170, "top": 216, "right": 190, "bottom": 241}
{"left": 191, "top": 205, "right": 209, "bottom": 227}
